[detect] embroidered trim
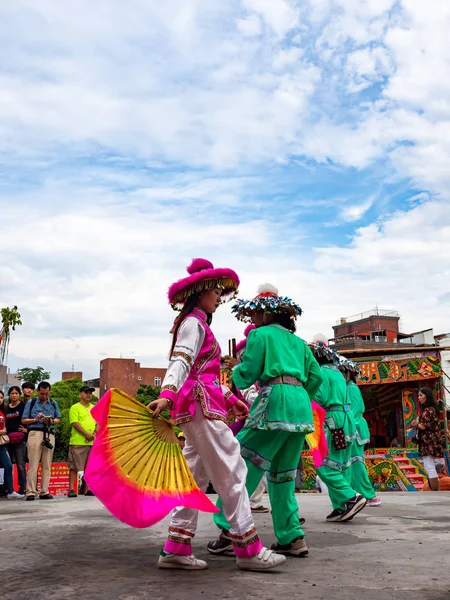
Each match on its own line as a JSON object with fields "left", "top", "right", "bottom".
{"left": 321, "top": 456, "right": 353, "bottom": 472}
{"left": 196, "top": 338, "right": 219, "bottom": 375}
{"left": 224, "top": 390, "right": 233, "bottom": 400}
{"left": 266, "top": 468, "right": 297, "bottom": 484}
{"left": 172, "top": 351, "right": 193, "bottom": 367}
{"left": 228, "top": 527, "right": 257, "bottom": 541}
{"left": 175, "top": 415, "right": 193, "bottom": 425}
{"left": 162, "top": 384, "right": 178, "bottom": 393}
{"left": 167, "top": 534, "right": 192, "bottom": 545}
{"left": 232, "top": 535, "right": 260, "bottom": 549}
{"left": 169, "top": 527, "right": 195, "bottom": 538}
{"left": 196, "top": 382, "right": 228, "bottom": 423}
{"left": 241, "top": 445, "right": 271, "bottom": 472}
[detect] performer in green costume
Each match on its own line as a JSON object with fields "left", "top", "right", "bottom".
{"left": 310, "top": 335, "right": 367, "bottom": 522}
{"left": 208, "top": 285, "right": 323, "bottom": 557}
{"left": 338, "top": 358, "right": 381, "bottom": 507}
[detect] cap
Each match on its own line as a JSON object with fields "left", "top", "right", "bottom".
{"left": 80, "top": 385, "right": 95, "bottom": 393}
{"left": 177, "top": 432, "right": 185, "bottom": 439}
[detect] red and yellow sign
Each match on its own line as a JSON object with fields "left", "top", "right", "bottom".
{"left": 356, "top": 351, "right": 441, "bottom": 386}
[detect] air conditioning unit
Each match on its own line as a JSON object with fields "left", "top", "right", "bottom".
{"left": 137, "top": 376, "right": 142, "bottom": 381}
{"left": 374, "top": 335, "right": 387, "bottom": 342}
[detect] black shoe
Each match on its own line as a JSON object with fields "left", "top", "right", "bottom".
{"left": 26, "top": 495, "right": 36, "bottom": 501}
{"left": 207, "top": 530, "right": 233, "bottom": 555}
{"left": 68, "top": 490, "right": 77, "bottom": 498}
{"left": 39, "top": 493, "right": 53, "bottom": 500}
{"left": 326, "top": 508, "right": 344, "bottom": 522}
{"left": 299, "top": 517, "right": 306, "bottom": 526}
{"left": 271, "top": 536, "right": 308, "bottom": 557}
{"left": 85, "top": 490, "right": 95, "bottom": 497}
{"left": 339, "top": 495, "right": 367, "bottom": 522}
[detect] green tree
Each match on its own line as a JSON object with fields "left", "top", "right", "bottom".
{"left": 17, "top": 366, "right": 51, "bottom": 385}
{"left": 136, "top": 384, "right": 161, "bottom": 405}
{"left": 50, "top": 377, "right": 98, "bottom": 461}
{"left": 0, "top": 306, "right": 22, "bottom": 365}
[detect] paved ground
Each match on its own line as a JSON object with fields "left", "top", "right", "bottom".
{"left": 1, "top": 492, "right": 450, "bottom": 600}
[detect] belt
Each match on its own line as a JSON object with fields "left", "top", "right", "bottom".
{"left": 326, "top": 404, "right": 351, "bottom": 413}
{"left": 264, "top": 376, "right": 304, "bottom": 387}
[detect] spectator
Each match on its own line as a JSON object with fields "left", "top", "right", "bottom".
{"left": 5, "top": 386, "right": 27, "bottom": 496}
{"left": 0, "top": 408, "right": 23, "bottom": 499}
{"left": 0, "top": 390, "right": 4, "bottom": 412}
{"left": 21, "top": 381, "right": 61, "bottom": 500}
{"left": 177, "top": 432, "right": 186, "bottom": 450}
{"left": 411, "top": 387, "right": 444, "bottom": 491}
{"left": 422, "top": 463, "right": 450, "bottom": 491}
{"left": 68, "top": 386, "right": 96, "bottom": 498}
{"left": 21, "top": 382, "right": 35, "bottom": 403}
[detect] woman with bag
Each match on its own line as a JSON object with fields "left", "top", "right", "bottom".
{"left": 5, "top": 386, "right": 27, "bottom": 496}
{"left": 411, "top": 387, "right": 444, "bottom": 491}
{"left": 0, "top": 407, "right": 23, "bottom": 499}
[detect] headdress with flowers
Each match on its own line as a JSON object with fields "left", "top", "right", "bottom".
{"left": 231, "top": 284, "right": 303, "bottom": 323}
{"left": 309, "top": 333, "right": 338, "bottom": 363}
{"left": 168, "top": 258, "right": 239, "bottom": 311}
{"left": 336, "top": 354, "right": 360, "bottom": 376}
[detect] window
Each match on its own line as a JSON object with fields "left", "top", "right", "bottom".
{"left": 104, "top": 384, "right": 107, "bottom": 391}
{"left": 154, "top": 377, "right": 162, "bottom": 387}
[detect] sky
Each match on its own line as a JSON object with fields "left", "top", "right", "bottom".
{"left": 1, "top": 0, "right": 450, "bottom": 382}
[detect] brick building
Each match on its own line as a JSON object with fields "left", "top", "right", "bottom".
{"left": 62, "top": 371, "right": 83, "bottom": 381}
{"left": 99, "top": 358, "right": 167, "bottom": 397}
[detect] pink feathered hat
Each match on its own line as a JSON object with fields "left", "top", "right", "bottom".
{"left": 235, "top": 324, "right": 256, "bottom": 354}
{"left": 168, "top": 258, "right": 240, "bottom": 310}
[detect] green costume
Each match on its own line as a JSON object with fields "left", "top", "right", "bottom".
{"left": 347, "top": 381, "right": 376, "bottom": 500}
{"left": 315, "top": 365, "right": 358, "bottom": 510}
{"left": 213, "top": 323, "right": 323, "bottom": 545}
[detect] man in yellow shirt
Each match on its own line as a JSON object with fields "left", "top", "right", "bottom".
{"left": 68, "top": 386, "right": 96, "bottom": 497}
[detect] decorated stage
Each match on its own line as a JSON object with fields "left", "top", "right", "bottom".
{"left": 301, "top": 448, "right": 440, "bottom": 492}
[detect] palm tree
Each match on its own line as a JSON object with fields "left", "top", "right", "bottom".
{"left": 0, "top": 306, "right": 22, "bottom": 365}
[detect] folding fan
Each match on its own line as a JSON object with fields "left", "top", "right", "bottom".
{"left": 85, "top": 389, "right": 219, "bottom": 528}
{"left": 305, "top": 400, "right": 329, "bottom": 467}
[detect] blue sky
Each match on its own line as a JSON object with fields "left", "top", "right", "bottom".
{"left": 1, "top": 0, "right": 450, "bottom": 381}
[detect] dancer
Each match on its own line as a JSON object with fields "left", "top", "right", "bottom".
{"left": 338, "top": 358, "right": 381, "bottom": 507}
{"left": 208, "top": 285, "right": 323, "bottom": 558}
{"left": 149, "top": 260, "right": 286, "bottom": 572}
{"left": 310, "top": 335, "right": 366, "bottom": 522}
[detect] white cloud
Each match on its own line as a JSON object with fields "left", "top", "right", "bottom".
{"left": 1, "top": 0, "right": 450, "bottom": 383}
{"left": 244, "top": 0, "right": 299, "bottom": 37}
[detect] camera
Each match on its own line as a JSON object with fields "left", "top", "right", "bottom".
{"left": 41, "top": 417, "right": 54, "bottom": 450}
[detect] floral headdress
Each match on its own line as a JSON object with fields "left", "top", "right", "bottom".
{"left": 231, "top": 284, "right": 303, "bottom": 323}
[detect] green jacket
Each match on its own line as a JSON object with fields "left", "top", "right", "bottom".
{"left": 232, "top": 324, "right": 323, "bottom": 432}
{"left": 315, "top": 365, "right": 356, "bottom": 440}
{"left": 347, "top": 381, "right": 370, "bottom": 445}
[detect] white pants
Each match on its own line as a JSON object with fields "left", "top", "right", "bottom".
{"left": 250, "top": 475, "right": 267, "bottom": 508}
{"left": 423, "top": 455, "right": 441, "bottom": 479}
{"left": 170, "top": 409, "right": 255, "bottom": 537}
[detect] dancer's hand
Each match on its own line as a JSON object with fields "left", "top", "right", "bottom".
{"left": 149, "top": 397, "right": 170, "bottom": 417}
{"left": 224, "top": 355, "right": 238, "bottom": 369}
{"left": 231, "top": 400, "right": 249, "bottom": 420}
{"left": 411, "top": 419, "right": 419, "bottom": 427}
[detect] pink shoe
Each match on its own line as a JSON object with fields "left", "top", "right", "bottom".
{"left": 366, "top": 496, "right": 382, "bottom": 507}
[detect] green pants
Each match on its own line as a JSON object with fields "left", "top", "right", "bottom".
{"left": 214, "top": 428, "right": 306, "bottom": 546}
{"left": 316, "top": 441, "right": 357, "bottom": 511}
{"left": 350, "top": 443, "right": 376, "bottom": 500}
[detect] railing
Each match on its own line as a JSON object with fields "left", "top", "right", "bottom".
{"left": 335, "top": 308, "right": 400, "bottom": 326}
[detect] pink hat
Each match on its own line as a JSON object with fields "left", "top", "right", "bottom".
{"left": 236, "top": 324, "right": 256, "bottom": 354}
{"left": 168, "top": 258, "right": 240, "bottom": 310}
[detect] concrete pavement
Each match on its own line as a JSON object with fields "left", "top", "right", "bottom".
{"left": 1, "top": 492, "right": 450, "bottom": 600}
